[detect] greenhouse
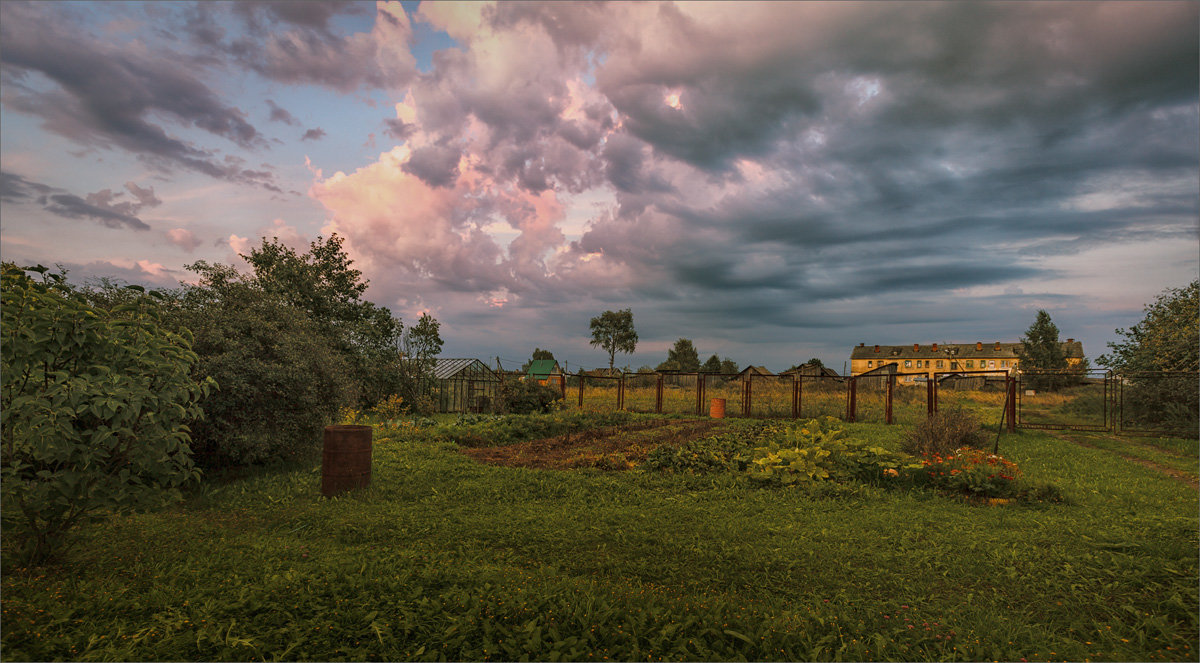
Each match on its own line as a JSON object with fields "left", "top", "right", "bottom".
{"left": 431, "top": 358, "right": 501, "bottom": 413}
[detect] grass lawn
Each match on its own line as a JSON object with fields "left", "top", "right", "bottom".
{"left": 2, "top": 415, "right": 1196, "bottom": 661}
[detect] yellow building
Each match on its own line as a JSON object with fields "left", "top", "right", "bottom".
{"left": 850, "top": 340, "right": 1085, "bottom": 384}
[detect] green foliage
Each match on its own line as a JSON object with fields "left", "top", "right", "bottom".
{"left": 1, "top": 421, "right": 1195, "bottom": 661}
{"left": 901, "top": 407, "right": 988, "bottom": 456}
{"left": 658, "top": 338, "right": 701, "bottom": 372}
{"left": 701, "top": 354, "right": 723, "bottom": 373}
{"left": 1100, "top": 280, "right": 1199, "bottom": 373}
{"left": 398, "top": 312, "right": 443, "bottom": 404}
{"left": 369, "top": 394, "right": 406, "bottom": 420}
{"left": 177, "top": 263, "right": 354, "bottom": 467}
{"left": 495, "top": 379, "right": 564, "bottom": 415}
{"left": 1018, "top": 309, "right": 1073, "bottom": 391}
{"left": 719, "top": 357, "right": 740, "bottom": 374}
{"left": 1, "top": 264, "right": 208, "bottom": 564}
{"left": 746, "top": 417, "right": 910, "bottom": 486}
{"left": 642, "top": 422, "right": 774, "bottom": 473}
{"left": 588, "top": 308, "right": 638, "bottom": 371}
{"left": 240, "top": 234, "right": 405, "bottom": 409}
{"left": 786, "top": 358, "right": 826, "bottom": 372}
{"left": 905, "top": 448, "right": 1022, "bottom": 499}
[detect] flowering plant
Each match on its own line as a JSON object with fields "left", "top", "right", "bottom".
{"left": 910, "top": 447, "right": 1021, "bottom": 498}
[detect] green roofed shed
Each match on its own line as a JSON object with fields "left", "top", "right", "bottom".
{"left": 526, "top": 359, "right": 562, "bottom": 382}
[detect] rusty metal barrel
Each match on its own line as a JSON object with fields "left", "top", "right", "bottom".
{"left": 710, "top": 397, "right": 726, "bottom": 419}
{"left": 321, "top": 425, "right": 373, "bottom": 497}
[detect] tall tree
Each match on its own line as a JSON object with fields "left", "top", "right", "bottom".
{"left": 701, "top": 354, "right": 723, "bottom": 373}
{"left": 719, "top": 358, "right": 739, "bottom": 374}
{"left": 532, "top": 348, "right": 555, "bottom": 361}
{"left": 1099, "top": 280, "right": 1199, "bottom": 373}
{"left": 589, "top": 308, "right": 638, "bottom": 371}
{"left": 1018, "top": 309, "right": 1068, "bottom": 390}
{"left": 658, "top": 338, "right": 700, "bottom": 372}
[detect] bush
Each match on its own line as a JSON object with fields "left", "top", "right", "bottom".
{"left": 496, "top": 379, "right": 564, "bottom": 414}
{"left": 901, "top": 407, "right": 987, "bottom": 456}
{"left": 176, "top": 277, "right": 353, "bottom": 468}
{"left": 1, "top": 265, "right": 209, "bottom": 564}
{"left": 904, "top": 448, "right": 1021, "bottom": 499}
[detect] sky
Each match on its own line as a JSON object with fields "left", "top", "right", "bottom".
{"left": 2, "top": 1, "right": 1197, "bottom": 374}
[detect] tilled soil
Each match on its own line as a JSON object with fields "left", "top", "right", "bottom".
{"left": 461, "top": 418, "right": 725, "bottom": 470}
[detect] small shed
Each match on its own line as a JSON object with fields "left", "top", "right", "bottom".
{"left": 526, "top": 359, "right": 562, "bottom": 385}
{"left": 737, "top": 365, "right": 775, "bottom": 379}
{"left": 432, "top": 358, "right": 500, "bottom": 413}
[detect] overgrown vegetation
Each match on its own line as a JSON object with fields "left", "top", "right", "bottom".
{"left": 2, "top": 417, "right": 1194, "bottom": 661}
{"left": 901, "top": 407, "right": 988, "bottom": 456}
{"left": 1, "top": 264, "right": 209, "bottom": 564}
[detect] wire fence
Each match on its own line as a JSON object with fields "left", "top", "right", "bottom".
{"left": 520, "top": 369, "right": 1198, "bottom": 438}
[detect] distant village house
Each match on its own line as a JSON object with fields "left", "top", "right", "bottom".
{"left": 849, "top": 340, "right": 1085, "bottom": 384}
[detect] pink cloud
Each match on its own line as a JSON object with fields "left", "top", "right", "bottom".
{"left": 166, "top": 228, "right": 201, "bottom": 252}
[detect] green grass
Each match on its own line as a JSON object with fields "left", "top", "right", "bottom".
{"left": 3, "top": 418, "right": 1197, "bottom": 661}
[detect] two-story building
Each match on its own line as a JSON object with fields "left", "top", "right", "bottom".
{"left": 849, "top": 340, "right": 1085, "bottom": 384}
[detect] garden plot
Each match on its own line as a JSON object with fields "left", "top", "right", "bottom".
{"left": 461, "top": 418, "right": 724, "bottom": 470}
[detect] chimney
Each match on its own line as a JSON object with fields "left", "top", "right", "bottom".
{"left": 995, "top": 342, "right": 1001, "bottom": 350}
{"left": 859, "top": 342, "right": 864, "bottom": 347}
{"left": 874, "top": 345, "right": 880, "bottom": 353}
{"left": 975, "top": 341, "right": 983, "bottom": 351}
{"left": 932, "top": 343, "right": 938, "bottom": 352}
{"left": 913, "top": 343, "right": 919, "bottom": 352}
{"left": 1067, "top": 338, "right": 1074, "bottom": 343}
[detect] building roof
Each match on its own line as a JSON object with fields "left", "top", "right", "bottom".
{"left": 850, "top": 340, "right": 1084, "bottom": 361}
{"left": 526, "top": 359, "right": 560, "bottom": 379}
{"left": 780, "top": 364, "right": 841, "bottom": 378}
{"left": 738, "top": 365, "right": 775, "bottom": 376}
{"left": 855, "top": 363, "right": 899, "bottom": 377}
{"left": 431, "top": 358, "right": 499, "bottom": 381}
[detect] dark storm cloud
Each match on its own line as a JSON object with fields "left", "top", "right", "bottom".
{"left": 1, "top": 171, "right": 160, "bottom": 230}
{"left": 401, "top": 144, "right": 462, "bottom": 188}
{"left": 0, "top": 2, "right": 283, "bottom": 190}
{"left": 185, "top": 1, "right": 416, "bottom": 93}
{"left": 266, "top": 99, "right": 300, "bottom": 126}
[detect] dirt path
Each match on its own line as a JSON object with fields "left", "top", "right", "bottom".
{"left": 1049, "top": 431, "right": 1198, "bottom": 488}
{"left": 462, "top": 418, "right": 724, "bottom": 471}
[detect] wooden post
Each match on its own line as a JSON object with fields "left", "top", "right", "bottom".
{"left": 743, "top": 376, "right": 752, "bottom": 417}
{"left": 1006, "top": 376, "right": 1017, "bottom": 433}
{"left": 885, "top": 374, "right": 894, "bottom": 424}
{"left": 618, "top": 373, "right": 625, "bottom": 410}
{"left": 791, "top": 374, "right": 799, "bottom": 419}
{"left": 926, "top": 377, "right": 935, "bottom": 418}
{"left": 847, "top": 377, "right": 857, "bottom": 423}
{"left": 655, "top": 374, "right": 663, "bottom": 413}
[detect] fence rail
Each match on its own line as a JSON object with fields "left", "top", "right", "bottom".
{"left": 454, "top": 369, "right": 1197, "bottom": 439}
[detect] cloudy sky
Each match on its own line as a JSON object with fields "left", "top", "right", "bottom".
{"left": 2, "top": 1, "right": 1197, "bottom": 373}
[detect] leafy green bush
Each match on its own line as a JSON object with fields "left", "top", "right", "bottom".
{"left": 176, "top": 271, "right": 353, "bottom": 468}
{"left": 745, "top": 417, "right": 910, "bottom": 486}
{"left": 1, "top": 264, "right": 209, "bottom": 564}
{"left": 901, "top": 407, "right": 987, "bottom": 456}
{"left": 495, "top": 379, "right": 564, "bottom": 414}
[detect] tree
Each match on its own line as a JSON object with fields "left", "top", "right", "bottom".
{"left": 701, "top": 354, "right": 723, "bottom": 373}
{"left": 399, "top": 312, "right": 444, "bottom": 413}
{"left": 786, "top": 358, "right": 825, "bottom": 372}
{"left": 1098, "top": 281, "right": 1198, "bottom": 432}
{"left": 1099, "top": 280, "right": 1199, "bottom": 373}
{"left": 657, "top": 337, "right": 700, "bottom": 372}
{"left": 242, "top": 234, "right": 403, "bottom": 408}
{"left": 589, "top": 308, "right": 638, "bottom": 371}
{"left": 1, "top": 264, "right": 209, "bottom": 563}
{"left": 720, "top": 358, "right": 740, "bottom": 374}
{"left": 1018, "top": 310, "right": 1069, "bottom": 390}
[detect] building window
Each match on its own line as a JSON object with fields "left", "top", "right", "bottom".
{"left": 989, "top": 361, "right": 996, "bottom": 368}
{"left": 904, "top": 360, "right": 912, "bottom": 368}
{"left": 966, "top": 360, "right": 974, "bottom": 369}
{"left": 936, "top": 360, "right": 944, "bottom": 368}
{"left": 867, "top": 361, "right": 873, "bottom": 368}
{"left": 915, "top": 360, "right": 922, "bottom": 368}
{"left": 1001, "top": 361, "right": 1008, "bottom": 368}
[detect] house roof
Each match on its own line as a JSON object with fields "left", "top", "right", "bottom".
{"left": 431, "top": 358, "right": 499, "bottom": 381}
{"left": 780, "top": 365, "right": 840, "bottom": 378}
{"left": 526, "top": 359, "right": 560, "bottom": 379}
{"left": 850, "top": 341, "right": 1084, "bottom": 361}
{"left": 738, "top": 365, "right": 774, "bottom": 376}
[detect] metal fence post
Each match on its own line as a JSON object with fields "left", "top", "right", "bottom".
{"left": 618, "top": 373, "right": 625, "bottom": 410}
{"left": 578, "top": 372, "right": 584, "bottom": 409}
{"left": 656, "top": 374, "right": 664, "bottom": 414}
{"left": 791, "top": 374, "right": 799, "bottom": 419}
{"left": 847, "top": 377, "right": 857, "bottom": 423}
{"left": 1006, "top": 376, "right": 1017, "bottom": 433}
{"left": 885, "top": 374, "right": 894, "bottom": 424}
{"left": 697, "top": 373, "right": 705, "bottom": 416}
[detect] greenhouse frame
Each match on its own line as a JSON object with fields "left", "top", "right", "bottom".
{"left": 431, "top": 358, "right": 501, "bottom": 413}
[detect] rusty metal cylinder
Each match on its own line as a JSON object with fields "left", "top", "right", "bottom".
{"left": 710, "top": 397, "right": 726, "bottom": 419}
{"left": 321, "top": 425, "right": 372, "bottom": 497}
